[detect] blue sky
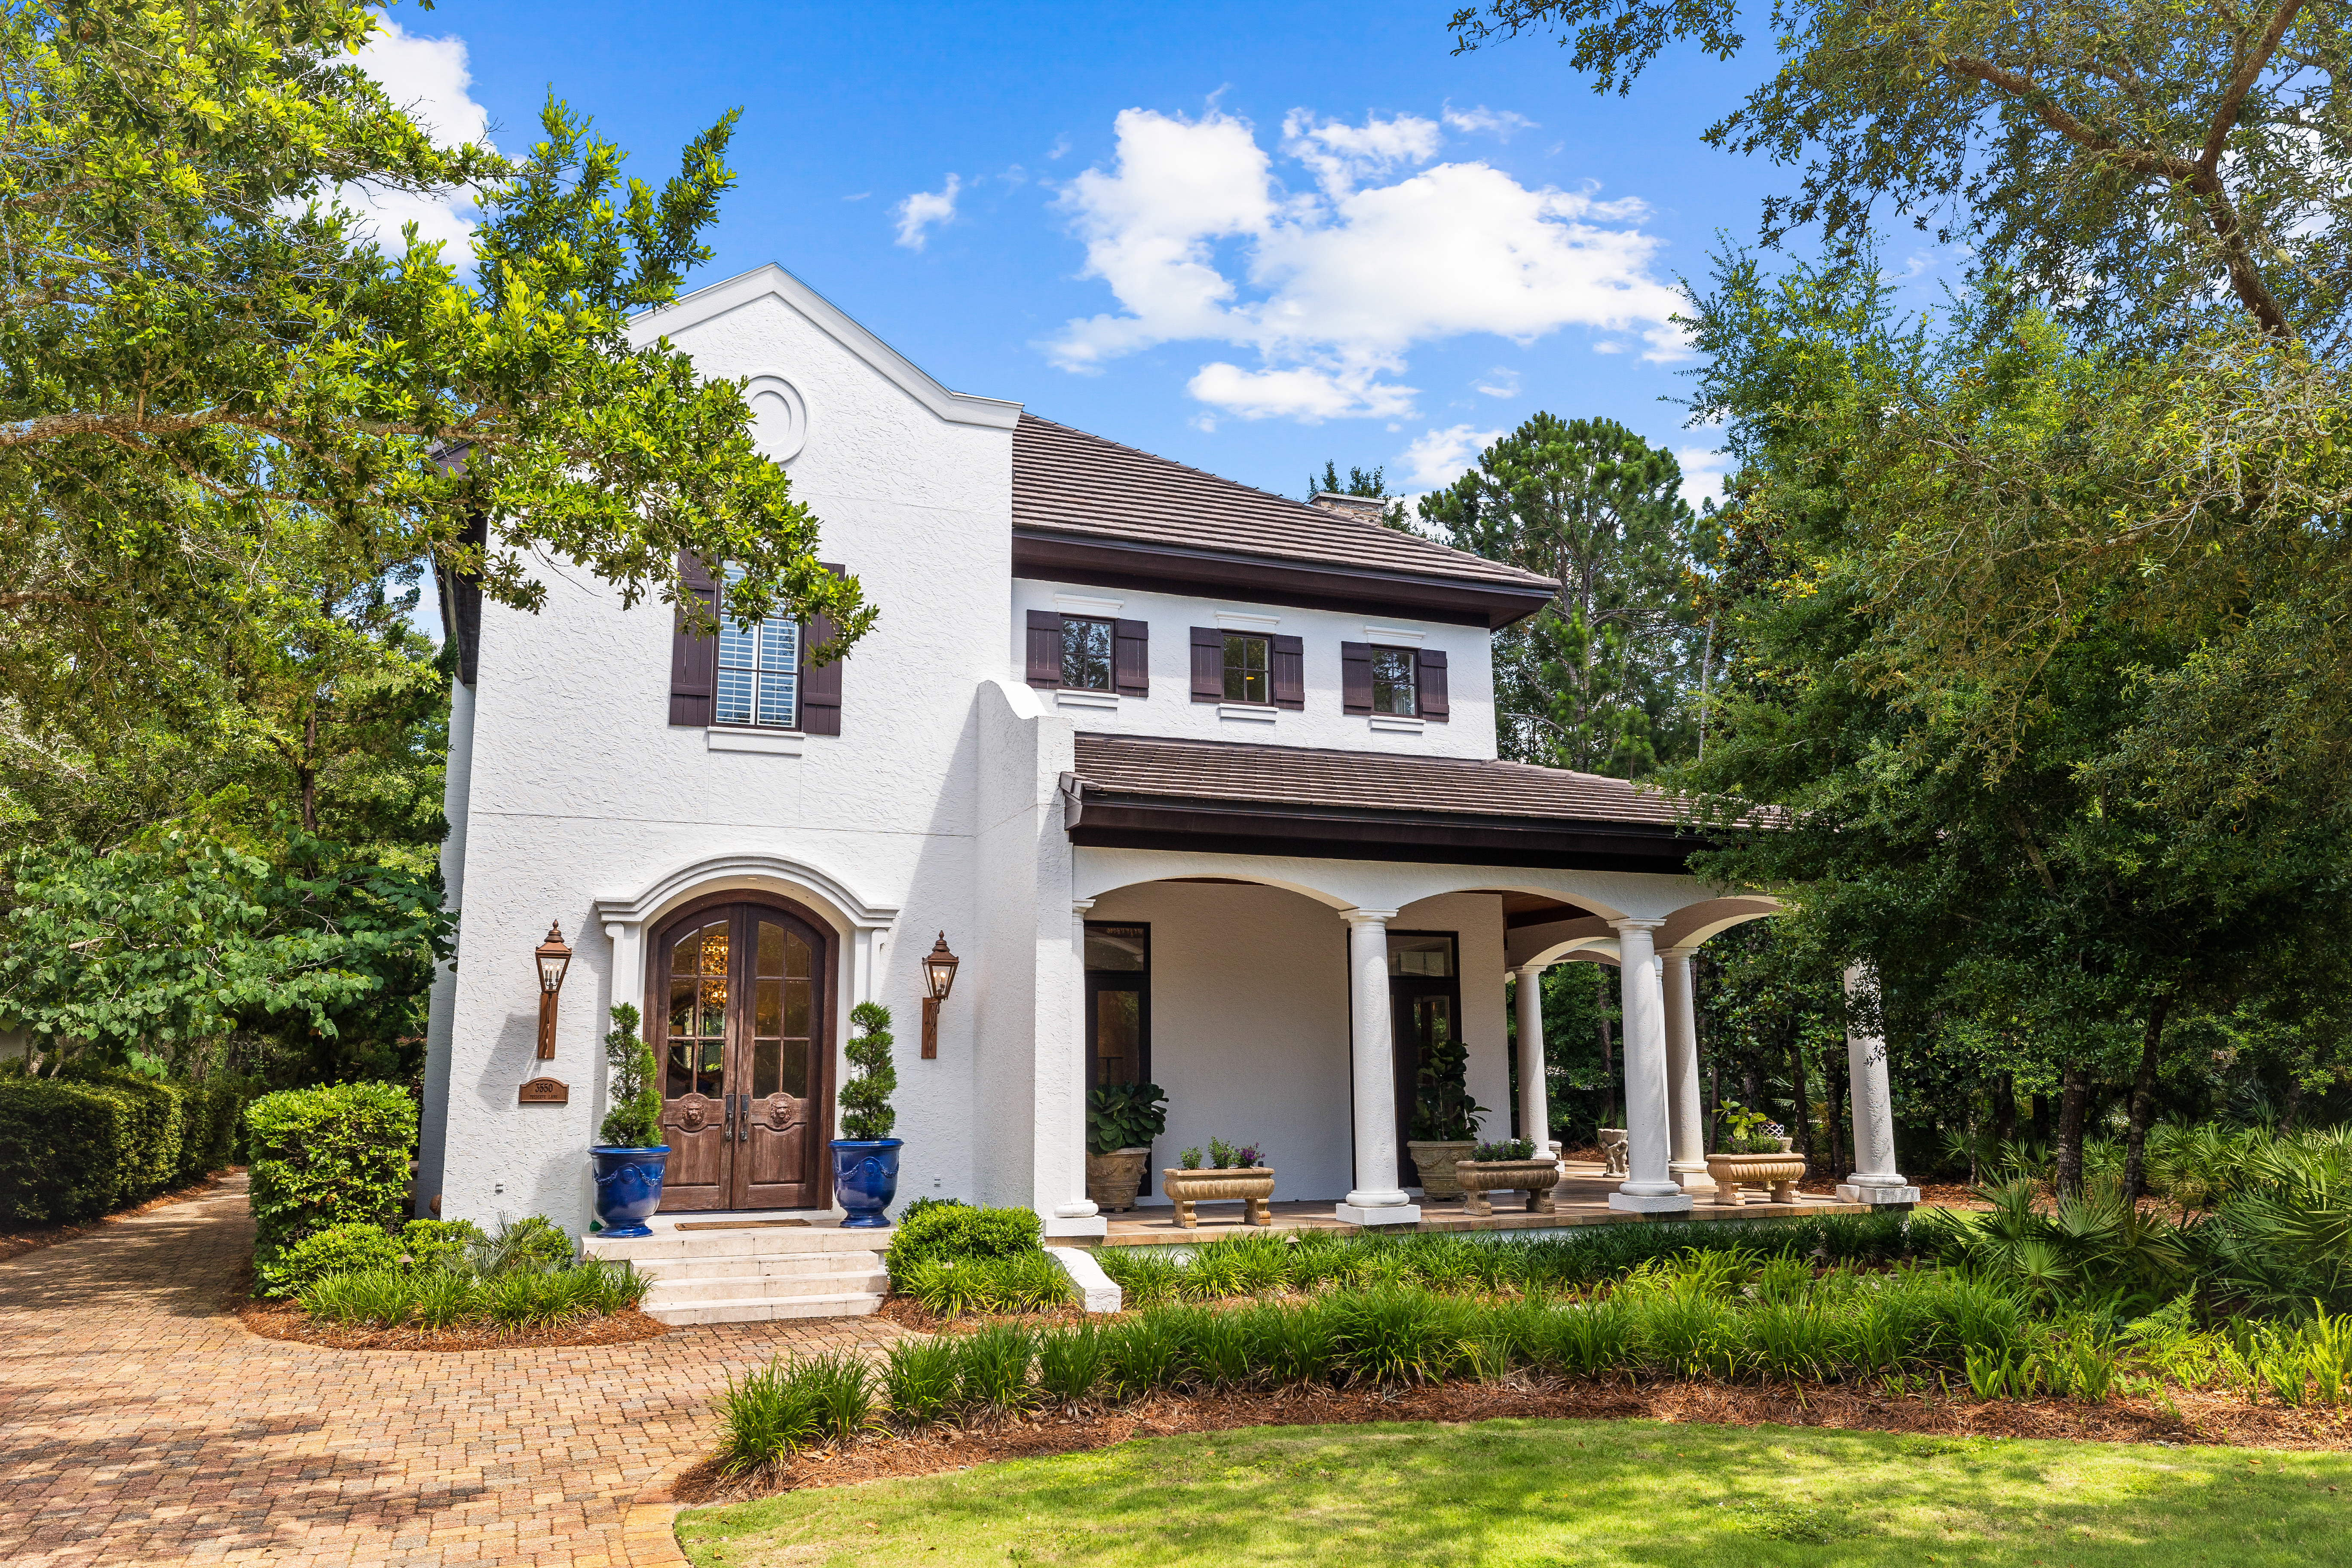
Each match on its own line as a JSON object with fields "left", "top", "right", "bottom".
{"left": 364, "top": 0, "right": 1927, "bottom": 522}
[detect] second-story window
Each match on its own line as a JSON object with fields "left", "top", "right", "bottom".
{"left": 716, "top": 565, "right": 800, "bottom": 728}
{"left": 1371, "top": 646, "right": 1418, "bottom": 716}
{"left": 1061, "top": 616, "right": 1115, "bottom": 690}
{"left": 1222, "top": 633, "right": 1269, "bottom": 704}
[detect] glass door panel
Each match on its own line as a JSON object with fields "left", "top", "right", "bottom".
{"left": 737, "top": 915, "right": 817, "bottom": 1206}
{"left": 657, "top": 917, "right": 732, "bottom": 1205}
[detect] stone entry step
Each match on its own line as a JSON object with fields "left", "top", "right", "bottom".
{"left": 582, "top": 1214, "right": 895, "bottom": 1325}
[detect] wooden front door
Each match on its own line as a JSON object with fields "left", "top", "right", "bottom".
{"left": 649, "top": 900, "right": 829, "bottom": 1210}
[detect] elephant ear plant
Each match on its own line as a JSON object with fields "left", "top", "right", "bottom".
{"left": 1085, "top": 1081, "right": 1167, "bottom": 1155}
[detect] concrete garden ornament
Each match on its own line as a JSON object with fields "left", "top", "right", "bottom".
{"left": 1455, "top": 1138, "right": 1561, "bottom": 1218}
{"left": 1164, "top": 1140, "right": 1272, "bottom": 1228}
{"left": 1706, "top": 1102, "right": 1806, "bottom": 1207}
{"left": 1405, "top": 1023, "right": 1488, "bottom": 1200}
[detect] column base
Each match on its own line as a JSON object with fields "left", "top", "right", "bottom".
{"left": 1669, "top": 1161, "right": 1717, "bottom": 1194}
{"left": 1609, "top": 1190, "right": 1696, "bottom": 1215}
{"left": 1836, "top": 1181, "right": 1920, "bottom": 1208}
{"left": 1336, "top": 1202, "right": 1422, "bottom": 1227}
{"left": 1041, "top": 1213, "right": 1108, "bottom": 1240}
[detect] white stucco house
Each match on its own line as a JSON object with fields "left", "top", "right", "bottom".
{"left": 416, "top": 262, "right": 1917, "bottom": 1249}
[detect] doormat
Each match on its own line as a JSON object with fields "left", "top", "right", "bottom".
{"left": 674, "top": 1218, "right": 813, "bottom": 1231}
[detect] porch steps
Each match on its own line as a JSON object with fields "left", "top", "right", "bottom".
{"left": 582, "top": 1217, "right": 894, "bottom": 1325}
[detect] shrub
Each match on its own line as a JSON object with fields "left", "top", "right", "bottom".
{"left": 245, "top": 1082, "right": 416, "bottom": 1267}
{"left": 955, "top": 1322, "right": 1037, "bottom": 1414}
{"left": 720, "top": 1358, "right": 830, "bottom": 1479}
{"left": 837, "top": 1001, "right": 897, "bottom": 1141}
{"left": 883, "top": 1202, "right": 1042, "bottom": 1281}
{"left": 300, "top": 1269, "right": 414, "bottom": 1328}
{"left": 259, "top": 1220, "right": 405, "bottom": 1297}
{"left": 883, "top": 1338, "right": 960, "bottom": 1427}
{"left": 0, "top": 1077, "right": 140, "bottom": 1222}
{"left": 1036, "top": 1321, "right": 1108, "bottom": 1406}
{"left": 397, "top": 1218, "right": 486, "bottom": 1273}
{"left": 466, "top": 1214, "right": 574, "bottom": 1275}
{"left": 177, "top": 1075, "right": 255, "bottom": 1184}
{"left": 597, "top": 1004, "right": 662, "bottom": 1148}
{"left": 61, "top": 1065, "right": 185, "bottom": 1204}
{"left": 411, "top": 1271, "right": 480, "bottom": 1329}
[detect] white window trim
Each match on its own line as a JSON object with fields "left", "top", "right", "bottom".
{"left": 1053, "top": 593, "right": 1125, "bottom": 617}
{"left": 1369, "top": 714, "right": 1425, "bottom": 734}
{"left": 1215, "top": 610, "right": 1281, "bottom": 631}
{"left": 1365, "top": 624, "right": 1425, "bottom": 646}
{"left": 1056, "top": 688, "right": 1120, "bottom": 711}
{"left": 1218, "top": 702, "right": 1279, "bottom": 723}
{"left": 707, "top": 727, "right": 805, "bottom": 755}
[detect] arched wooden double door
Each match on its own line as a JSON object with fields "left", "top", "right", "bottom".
{"left": 646, "top": 898, "right": 831, "bottom": 1210}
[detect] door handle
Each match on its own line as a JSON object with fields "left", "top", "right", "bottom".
{"left": 723, "top": 1092, "right": 736, "bottom": 1139}
{"left": 738, "top": 1096, "right": 751, "bottom": 1143}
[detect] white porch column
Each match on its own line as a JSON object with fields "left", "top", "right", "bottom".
{"left": 1837, "top": 963, "right": 1920, "bottom": 1207}
{"left": 1337, "top": 908, "right": 1419, "bottom": 1226}
{"left": 1661, "top": 946, "right": 1713, "bottom": 1192}
{"left": 1043, "top": 900, "right": 1105, "bottom": 1238}
{"left": 1513, "top": 964, "right": 1556, "bottom": 1161}
{"left": 1609, "top": 919, "right": 1693, "bottom": 1213}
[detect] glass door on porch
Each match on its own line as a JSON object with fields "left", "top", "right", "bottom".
{"left": 1084, "top": 923, "right": 1150, "bottom": 1093}
{"left": 1387, "top": 931, "right": 1461, "bottom": 1189}
{"left": 653, "top": 904, "right": 825, "bottom": 1211}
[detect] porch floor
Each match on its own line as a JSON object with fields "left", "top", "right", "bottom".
{"left": 1084, "top": 1160, "right": 1867, "bottom": 1247}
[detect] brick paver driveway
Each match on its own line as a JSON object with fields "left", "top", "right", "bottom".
{"left": 0, "top": 1176, "right": 908, "bottom": 1567}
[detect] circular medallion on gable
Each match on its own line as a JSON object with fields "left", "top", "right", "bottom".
{"left": 743, "top": 375, "right": 808, "bottom": 463}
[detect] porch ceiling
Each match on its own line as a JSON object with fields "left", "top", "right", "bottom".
{"left": 1061, "top": 732, "right": 1710, "bottom": 874}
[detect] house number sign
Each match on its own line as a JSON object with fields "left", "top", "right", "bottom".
{"left": 517, "top": 1077, "right": 570, "bottom": 1106}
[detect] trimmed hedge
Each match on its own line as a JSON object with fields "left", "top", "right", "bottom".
{"left": 0, "top": 1070, "right": 255, "bottom": 1225}
{"left": 882, "top": 1202, "right": 1044, "bottom": 1284}
{"left": 245, "top": 1081, "right": 416, "bottom": 1266}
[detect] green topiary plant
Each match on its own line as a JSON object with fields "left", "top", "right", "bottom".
{"left": 1086, "top": 1081, "right": 1168, "bottom": 1155}
{"left": 882, "top": 1202, "right": 1042, "bottom": 1283}
{"left": 598, "top": 1004, "right": 663, "bottom": 1148}
{"left": 838, "top": 1001, "right": 897, "bottom": 1142}
{"left": 244, "top": 1081, "right": 417, "bottom": 1268}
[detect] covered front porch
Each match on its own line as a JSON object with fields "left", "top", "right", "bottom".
{"left": 1035, "top": 733, "right": 1919, "bottom": 1239}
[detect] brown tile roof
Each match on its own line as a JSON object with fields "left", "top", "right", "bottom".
{"left": 1069, "top": 732, "right": 1687, "bottom": 828}
{"left": 1013, "top": 414, "right": 1557, "bottom": 594}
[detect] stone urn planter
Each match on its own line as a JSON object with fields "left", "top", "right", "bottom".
{"left": 1597, "top": 1128, "right": 1630, "bottom": 1178}
{"left": 1455, "top": 1157, "right": 1561, "bottom": 1218}
{"left": 1706, "top": 1139, "right": 1806, "bottom": 1206}
{"left": 1407, "top": 1139, "right": 1478, "bottom": 1199}
{"left": 1086, "top": 1147, "right": 1152, "bottom": 1213}
{"left": 1162, "top": 1167, "right": 1274, "bottom": 1228}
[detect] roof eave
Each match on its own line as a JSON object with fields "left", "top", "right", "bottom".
{"left": 1012, "top": 527, "right": 1556, "bottom": 631}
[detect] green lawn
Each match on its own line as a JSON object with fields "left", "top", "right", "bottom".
{"left": 676, "top": 1418, "right": 2350, "bottom": 1568}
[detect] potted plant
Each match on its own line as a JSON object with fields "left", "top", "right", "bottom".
{"left": 1455, "top": 1137, "right": 1562, "bottom": 1217}
{"left": 832, "top": 1001, "right": 902, "bottom": 1228}
{"left": 1085, "top": 1081, "right": 1167, "bottom": 1212}
{"left": 589, "top": 1004, "right": 669, "bottom": 1237}
{"left": 1405, "top": 1029, "right": 1488, "bottom": 1200}
{"left": 1704, "top": 1101, "right": 1807, "bottom": 1206}
{"left": 1161, "top": 1139, "right": 1273, "bottom": 1228}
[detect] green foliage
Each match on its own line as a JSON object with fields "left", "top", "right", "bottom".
{"left": 1472, "top": 1139, "right": 1537, "bottom": 1161}
{"left": 0, "top": 831, "right": 453, "bottom": 1078}
{"left": 597, "top": 1004, "right": 662, "bottom": 1148}
{"left": 882, "top": 1202, "right": 1043, "bottom": 1283}
{"left": 0, "top": 1066, "right": 248, "bottom": 1224}
{"left": 397, "top": 1217, "right": 486, "bottom": 1274}
{"left": 260, "top": 1221, "right": 405, "bottom": 1297}
{"left": 293, "top": 1250, "right": 642, "bottom": 1329}
{"left": 1177, "top": 1146, "right": 1202, "bottom": 1170}
{"left": 465, "top": 1214, "right": 576, "bottom": 1276}
{"left": 882, "top": 1338, "right": 962, "bottom": 1427}
{"left": 1409, "top": 1025, "right": 1488, "bottom": 1143}
{"left": 898, "top": 1251, "right": 1075, "bottom": 1318}
{"left": 243, "top": 1081, "right": 416, "bottom": 1266}
{"left": 1085, "top": 1081, "right": 1167, "bottom": 1155}
{"left": 1422, "top": 413, "right": 1704, "bottom": 775}
{"left": 837, "top": 1001, "right": 897, "bottom": 1142}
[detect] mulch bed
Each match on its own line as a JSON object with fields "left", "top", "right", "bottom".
{"left": 667, "top": 1377, "right": 2352, "bottom": 1506}
{"left": 230, "top": 1263, "right": 670, "bottom": 1353}
{"left": 0, "top": 1168, "right": 240, "bottom": 1264}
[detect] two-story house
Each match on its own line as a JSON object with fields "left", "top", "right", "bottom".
{"left": 417, "top": 262, "right": 1910, "bottom": 1262}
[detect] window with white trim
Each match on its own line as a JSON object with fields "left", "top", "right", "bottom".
{"left": 715, "top": 565, "right": 801, "bottom": 728}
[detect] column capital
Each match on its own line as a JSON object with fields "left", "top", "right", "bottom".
{"left": 1071, "top": 898, "right": 1098, "bottom": 916}
{"left": 1512, "top": 960, "right": 1551, "bottom": 977}
{"left": 1659, "top": 944, "right": 1699, "bottom": 961}
{"left": 1608, "top": 916, "right": 1666, "bottom": 934}
{"left": 1339, "top": 907, "right": 1398, "bottom": 926}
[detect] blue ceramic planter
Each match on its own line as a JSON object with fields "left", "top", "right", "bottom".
{"left": 588, "top": 1145, "right": 669, "bottom": 1237}
{"left": 830, "top": 1139, "right": 903, "bottom": 1228}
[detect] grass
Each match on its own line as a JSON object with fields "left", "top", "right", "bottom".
{"left": 675, "top": 1418, "right": 2351, "bottom": 1567}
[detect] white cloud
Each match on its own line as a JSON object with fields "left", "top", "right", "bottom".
{"left": 894, "top": 175, "right": 961, "bottom": 251}
{"left": 842, "top": 190, "right": 872, "bottom": 202}
{"left": 1399, "top": 423, "right": 1504, "bottom": 490}
{"left": 1442, "top": 104, "right": 1537, "bottom": 140}
{"left": 337, "top": 21, "right": 492, "bottom": 258}
{"left": 1473, "top": 365, "right": 1520, "bottom": 399}
{"left": 1675, "top": 444, "right": 1731, "bottom": 511}
{"left": 1048, "top": 133, "right": 1073, "bottom": 160}
{"left": 1046, "top": 107, "right": 1687, "bottom": 422}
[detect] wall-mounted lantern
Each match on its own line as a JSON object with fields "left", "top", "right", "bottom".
{"left": 533, "top": 921, "right": 572, "bottom": 1060}
{"left": 920, "top": 931, "right": 960, "bottom": 1060}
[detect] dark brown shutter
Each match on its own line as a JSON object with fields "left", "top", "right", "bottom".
{"left": 667, "top": 553, "right": 718, "bottom": 726}
{"left": 1340, "top": 641, "right": 1372, "bottom": 715}
{"left": 1271, "top": 634, "right": 1304, "bottom": 710}
{"left": 1113, "top": 619, "right": 1149, "bottom": 697}
{"left": 1417, "top": 647, "right": 1449, "bottom": 722}
{"left": 1026, "top": 610, "right": 1063, "bottom": 688}
{"left": 1189, "top": 627, "right": 1222, "bottom": 702}
{"left": 799, "top": 562, "right": 846, "bottom": 735}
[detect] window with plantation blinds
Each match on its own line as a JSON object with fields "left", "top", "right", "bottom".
{"left": 668, "top": 557, "right": 845, "bottom": 735}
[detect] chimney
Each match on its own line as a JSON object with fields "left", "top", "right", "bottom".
{"left": 1310, "top": 492, "right": 1389, "bottom": 524}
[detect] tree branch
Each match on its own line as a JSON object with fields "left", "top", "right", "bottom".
{"left": 2201, "top": 0, "right": 2305, "bottom": 172}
